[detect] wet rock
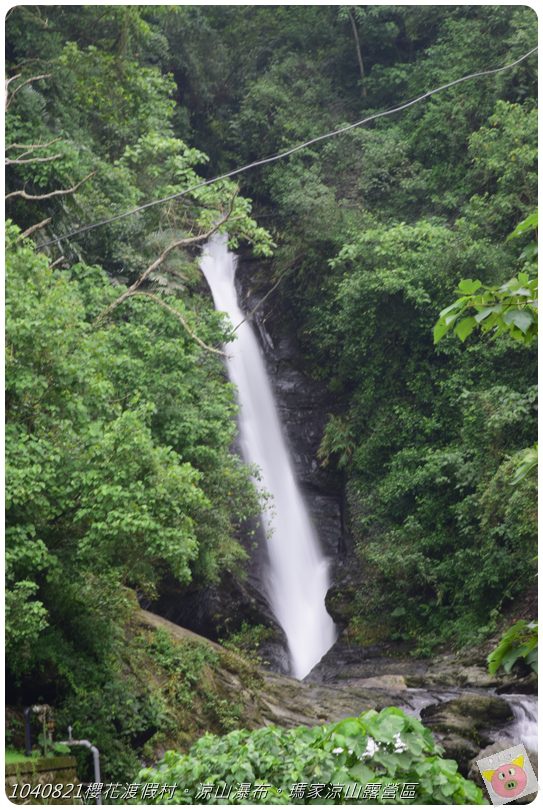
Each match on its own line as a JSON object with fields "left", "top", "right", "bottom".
{"left": 138, "top": 609, "right": 418, "bottom": 736}
{"left": 323, "top": 588, "right": 351, "bottom": 630}
{"left": 138, "top": 606, "right": 536, "bottom": 788}
{"left": 308, "top": 634, "right": 427, "bottom": 685}
{"left": 356, "top": 675, "right": 407, "bottom": 690}
{"left": 441, "top": 735, "right": 481, "bottom": 772}
{"left": 236, "top": 260, "right": 344, "bottom": 565}
{"left": 408, "top": 656, "right": 503, "bottom": 690}
{"left": 146, "top": 572, "right": 290, "bottom": 673}
{"left": 421, "top": 695, "right": 514, "bottom": 774}
{"left": 441, "top": 694, "right": 514, "bottom": 724}
{"left": 496, "top": 673, "right": 538, "bottom": 696}
{"left": 325, "top": 584, "right": 358, "bottom": 626}
{"left": 323, "top": 550, "right": 371, "bottom": 628}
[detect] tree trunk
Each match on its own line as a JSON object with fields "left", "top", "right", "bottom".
{"left": 348, "top": 9, "right": 367, "bottom": 97}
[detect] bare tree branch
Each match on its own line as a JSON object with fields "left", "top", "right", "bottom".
{"left": 6, "top": 73, "right": 51, "bottom": 109}
{"left": 50, "top": 255, "right": 66, "bottom": 269}
{"left": 96, "top": 192, "right": 238, "bottom": 324}
{"left": 5, "top": 171, "right": 95, "bottom": 201}
{"left": 16, "top": 217, "right": 52, "bottom": 241}
{"left": 7, "top": 55, "right": 53, "bottom": 73}
{"left": 6, "top": 137, "right": 62, "bottom": 154}
{"left": 131, "top": 292, "right": 226, "bottom": 356}
{"left": 5, "top": 73, "right": 21, "bottom": 87}
{"left": 6, "top": 153, "right": 61, "bottom": 166}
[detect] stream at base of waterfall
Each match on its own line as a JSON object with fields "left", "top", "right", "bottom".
{"left": 200, "top": 234, "right": 337, "bottom": 679}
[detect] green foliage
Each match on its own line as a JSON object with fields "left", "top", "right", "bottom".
{"left": 508, "top": 210, "right": 539, "bottom": 241}
{"left": 136, "top": 707, "right": 485, "bottom": 804}
{"left": 300, "top": 215, "right": 536, "bottom": 647}
{"left": 434, "top": 273, "right": 537, "bottom": 346}
{"left": 487, "top": 620, "right": 538, "bottom": 676}
{"left": 5, "top": 12, "right": 272, "bottom": 274}
{"left": 511, "top": 443, "right": 538, "bottom": 486}
{"left": 434, "top": 210, "right": 538, "bottom": 503}
{"left": 50, "top": 620, "right": 256, "bottom": 782}
{"left": 4, "top": 7, "right": 275, "bottom": 782}
{"left": 435, "top": 211, "right": 538, "bottom": 347}
{"left": 56, "top": 41, "right": 176, "bottom": 156}
{"left": 5, "top": 224, "right": 260, "bottom": 762}
{"left": 465, "top": 103, "right": 537, "bottom": 237}
{"left": 147, "top": 629, "right": 219, "bottom": 706}
{"left": 221, "top": 622, "right": 274, "bottom": 665}
{"left": 318, "top": 416, "right": 355, "bottom": 470}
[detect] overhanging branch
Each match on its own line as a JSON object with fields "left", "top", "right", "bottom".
{"left": 132, "top": 292, "right": 226, "bottom": 356}
{"left": 95, "top": 192, "right": 238, "bottom": 324}
{"left": 16, "top": 217, "right": 52, "bottom": 242}
{"left": 6, "top": 153, "right": 61, "bottom": 166}
{"left": 5, "top": 171, "right": 95, "bottom": 201}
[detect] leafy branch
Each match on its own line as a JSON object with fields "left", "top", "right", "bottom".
{"left": 132, "top": 292, "right": 226, "bottom": 356}
{"left": 487, "top": 620, "right": 537, "bottom": 676}
{"left": 433, "top": 273, "right": 537, "bottom": 346}
{"left": 5, "top": 172, "right": 95, "bottom": 202}
{"left": 511, "top": 443, "right": 538, "bottom": 486}
{"left": 435, "top": 211, "right": 538, "bottom": 346}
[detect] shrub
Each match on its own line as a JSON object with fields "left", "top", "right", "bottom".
{"left": 136, "top": 707, "right": 485, "bottom": 804}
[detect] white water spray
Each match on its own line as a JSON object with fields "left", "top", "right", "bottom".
{"left": 502, "top": 694, "right": 538, "bottom": 753}
{"left": 200, "top": 234, "right": 337, "bottom": 678}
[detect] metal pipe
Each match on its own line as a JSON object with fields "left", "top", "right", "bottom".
{"left": 23, "top": 707, "right": 32, "bottom": 756}
{"left": 58, "top": 730, "right": 102, "bottom": 806}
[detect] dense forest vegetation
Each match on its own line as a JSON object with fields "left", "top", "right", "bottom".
{"left": 5, "top": 4, "right": 537, "bottom": 800}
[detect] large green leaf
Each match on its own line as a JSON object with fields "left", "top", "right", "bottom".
{"left": 457, "top": 279, "right": 482, "bottom": 294}
{"left": 454, "top": 316, "right": 476, "bottom": 342}
{"left": 502, "top": 308, "right": 533, "bottom": 334}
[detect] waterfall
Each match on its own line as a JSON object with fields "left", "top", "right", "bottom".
{"left": 200, "top": 233, "right": 337, "bottom": 679}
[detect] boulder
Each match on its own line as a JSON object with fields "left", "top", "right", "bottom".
{"left": 356, "top": 674, "right": 408, "bottom": 690}
{"left": 421, "top": 694, "right": 514, "bottom": 775}
{"left": 496, "top": 673, "right": 538, "bottom": 696}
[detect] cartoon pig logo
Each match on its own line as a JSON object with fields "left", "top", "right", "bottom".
{"left": 482, "top": 755, "right": 528, "bottom": 799}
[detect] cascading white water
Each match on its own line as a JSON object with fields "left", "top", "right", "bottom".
{"left": 502, "top": 694, "right": 538, "bottom": 753}
{"left": 200, "top": 233, "right": 337, "bottom": 679}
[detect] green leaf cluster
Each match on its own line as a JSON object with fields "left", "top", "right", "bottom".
{"left": 434, "top": 273, "right": 537, "bottom": 346}
{"left": 487, "top": 620, "right": 538, "bottom": 676}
